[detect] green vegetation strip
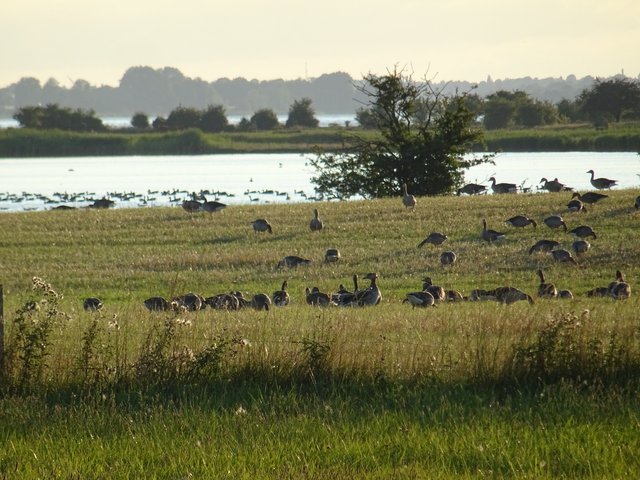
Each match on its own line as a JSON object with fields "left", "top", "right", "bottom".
{"left": 1, "top": 190, "right": 639, "bottom": 478}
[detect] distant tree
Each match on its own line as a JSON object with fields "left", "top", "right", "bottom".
{"left": 516, "top": 100, "right": 558, "bottom": 127}
{"left": 285, "top": 98, "right": 319, "bottom": 128}
{"left": 556, "top": 99, "right": 584, "bottom": 123}
{"left": 355, "top": 107, "right": 378, "bottom": 129}
{"left": 199, "top": 104, "right": 228, "bottom": 132}
{"left": 152, "top": 116, "right": 167, "bottom": 131}
{"left": 579, "top": 78, "right": 640, "bottom": 123}
{"left": 165, "top": 106, "right": 201, "bottom": 130}
{"left": 236, "top": 116, "right": 255, "bottom": 132}
{"left": 250, "top": 109, "right": 280, "bottom": 130}
{"left": 310, "top": 67, "right": 492, "bottom": 198}
{"left": 483, "top": 96, "right": 516, "bottom": 129}
{"left": 131, "top": 112, "right": 150, "bottom": 129}
{"left": 13, "top": 104, "right": 105, "bottom": 131}
{"left": 13, "top": 77, "right": 42, "bottom": 108}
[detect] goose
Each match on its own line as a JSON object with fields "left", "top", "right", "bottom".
{"left": 567, "top": 198, "right": 587, "bottom": 213}
{"left": 202, "top": 199, "right": 226, "bottom": 213}
{"left": 543, "top": 215, "right": 567, "bottom": 232}
{"left": 403, "top": 290, "right": 435, "bottom": 308}
{"left": 89, "top": 198, "right": 115, "bottom": 209}
{"left": 231, "top": 291, "right": 251, "bottom": 309}
{"left": 417, "top": 232, "right": 448, "bottom": 247}
{"left": 440, "top": 251, "right": 457, "bottom": 266}
{"left": 445, "top": 290, "right": 465, "bottom": 302}
{"left": 482, "top": 218, "right": 506, "bottom": 242}
{"left": 357, "top": 272, "right": 382, "bottom": 306}
{"left": 635, "top": 196, "right": 640, "bottom": 209}
{"left": 402, "top": 183, "right": 417, "bottom": 210}
{"left": 204, "top": 293, "right": 240, "bottom": 310}
{"left": 609, "top": 270, "right": 631, "bottom": 300}
{"left": 587, "top": 286, "right": 610, "bottom": 298}
{"left": 252, "top": 218, "right": 273, "bottom": 233}
{"left": 333, "top": 274, "right": 359, "bottom": 306}
{"left": 572, "top": 239, "right": 591, "bottom": 254}
{"left": 528, "top": 239, "right": 561, "bottom": 255}
{"left": 558, "top": 289, "right": 574, "bottom": 299}
{"left": 305, "top": 287, "right": 333, "bottom": 306}
{"left": 537, "top": 270, "right": 558, "bottom": 298}
{"left": 506, "top": 215, "right": 537, "bottom": 229}
{"left": 277, "top": 255, "right": 312, "bottom": 268}
{"left": 587, "top": 170, "right": 618, "bottom": 190}
{"left": 181, "top": 199, "right": 202, "bottom": 213}
{"left": 456, "top": 183, "right": 487, "bottom": 196}
{"left": 324, "top": 248, "right": 341, "bottom": 263}
{"left": 251, "top": 293, "right": 272, "bottom": 311}
{"left": 309, "top": 208, "right": 324, "bottom": 231}
{"left": 489, "top": 177, "right": 517, "bottom": 194}
{"left": 572, "top": 191, "right": 608, "bottom": 205}
{"left": 272, "top": 281, "right": 290, "bottom": 307}
{"left": 469, "top": 289, "right": 497, "bottom": 301}
{"left": 550, "top": 249, "right": 577, "bottom": 265}
{"left": 143, "top": 296, "right": 170, "bottom": 311}
{"left": 83, "top": 297, "right": 103, "bottom": 312}
{"left": 568, "top": 225, "right": 596, "bottom": 239}
{"left": 172, "top": 292, "right": 204, "bottom": 311}
{"left": 539, "top": 177, "right": 568, "bottom": 193}
{"left": 492, "top": 286, "right": 534, "bottom": 305}
{"left": 422, "top": 277, "right": 446, "bottom": 302}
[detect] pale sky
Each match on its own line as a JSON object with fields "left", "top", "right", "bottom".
{"left": 2, "top": 0, "right": 639, "bottom": 88}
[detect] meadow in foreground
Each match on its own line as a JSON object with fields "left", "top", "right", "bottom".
{"left": 0, "top": 187, "right": 639, "bottom": 478}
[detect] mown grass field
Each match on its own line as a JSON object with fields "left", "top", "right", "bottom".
{"left": 0, "top": 188, "right": 639, "bottom": 478}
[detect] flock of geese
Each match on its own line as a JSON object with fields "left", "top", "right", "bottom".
{"left": 81, "top": 169, "right": 634, "bottom": 313}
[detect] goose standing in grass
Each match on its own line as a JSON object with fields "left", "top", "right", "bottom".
{"left": 506, "top": 215, "right": 537, "bottom": 229}
{"left": 205, "top": 293, "right": 240, "bottom": 310}
{"left": 324, "top": 248, "right": 341, "bottom": 263}
{"left": 144, "top": 296, "right": 170, "bottom": 311}
{"left": 537, "top": 270, "right": 558, "bottom": 298}
{"left": 482, "top": 219, "right": 506, "bottom": 242}
{"left": 558, "top": 289, "right": 574, "bottom": 299}
{"left": 587, "top": 286, "right": 610, "bottom": 298}
{"left": 272, "top": 281, "right": 290, "bottom": 307}
{"left": 543, "top": 215, "right": 567, "bottom": 232}
{"left": 609, "top": 270, "right": 631, "bottom": 300}
{"left": 568, "top": 225, "right": 597, "bottom": 239}
{"left": 277, "top": 255, "right": 312, "bottom": 268}
{"left": 551, "top": 249, "right": 578, "bottom": 265}
{"left": 440, "top": 251, "right": 457, "bottom": 266}
{"left": 309, "top": 208, "right": 324, "bottom": 231}
{"left": 572, "top": 191, "right": 608, "bottom": 205}
{"left": 357, "top": 272, "right": 382, "bottom": 306}
{"left": 305, "top": 287, "right": 333, "bottom": 306}
{"left": 83, "top": 297, "right": 103, "bottom": 312}
{"left": 456, "top": 183, "right": 487, "bottom": 196}
{"left": 587, "top": 170, "right": 618, "bottom": 189}
{"left": 252, "top": 218, "right": 273, "bottom": 233}
{"left": 492, "top": 286, "right": 534, "bottom": 305}
{"left": 572, "top": 239, "right": 591, "bottom": 254}
{"left": 489, "top": 177, "right": 517, "bottom": 194}
{"left": 402, "top": 184, "right": 417, "bottom": 210}
{"left": 404, "top": 290, "right": 435, "bottom": 308}
{"left": 422, "top": 277, "right": 446, "bottom": 302}
{"left": 417, "top": 232, "right": 448, "bottom": 248}
{"left": 251, "top": 293, "right": 272, "bottom": 311}
{"left": 202, "top": 199, "right": 226, "bottom": 213}
{"left": 172, "top": 293, "right": 204, "bottom": 311}
{"left": 529, "top": 239, "right": 560, "bottom": 254}
{"left": 540, "top": 177, "right": 569, "bottom": 193}
{"left": 446, "top": 290, "right": 465, "bottom": 302}
{"left": 182, "top": 199, "right": 202, "bottom": 213}
{"left": 333, "top": 274, "right": 359, "bottom": 306}
{"left": 567, "top": 197, "right": 588, "bottom": 213}
{"left": 635, "top": 195, "right": 640, "bottom": 209}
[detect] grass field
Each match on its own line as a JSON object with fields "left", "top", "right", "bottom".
{"left": 0, "top": 188, "right": 639, "bottom": 478}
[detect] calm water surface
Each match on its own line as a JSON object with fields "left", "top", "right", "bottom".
{"left": 0, "top": 152, "right": 638, "bottom": 211}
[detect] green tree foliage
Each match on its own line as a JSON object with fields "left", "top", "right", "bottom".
{"left": 250, "top": 109, "right": 280, "bottom": 130}
{"left": 579, "top": 77, "right": 640, "bottom": 123}
{"left": 131, "top": 112, "right": 150, "bottom": 129}
{"left": 285, "top": 98, "right": 319, "bottom": 128}
{"left": 483, "top": 90, "right": 558, "bottom": 129}
{"left": 13, "top": 104, "right": 105, "bottom": 132}
{"left": 310, "top": 68, "right": 493, "bottom": 198}
{"left": 199, "top": 104, "right": 228, "bottom": 132}
{"left": 165, "top": 106, "right": 201, "bottom": 130}
{"left": 355, "top": 107, "right": 378, "bottom": 129}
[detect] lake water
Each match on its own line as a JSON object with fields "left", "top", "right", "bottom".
{"left": 0, "top": 152, "right": 638, "bottom": 212}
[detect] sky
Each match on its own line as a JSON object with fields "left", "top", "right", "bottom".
{"left": 2, "top": 0, "right": 639, "bottom": 88}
